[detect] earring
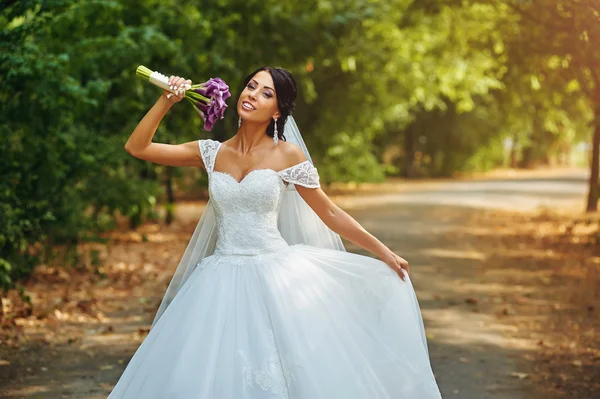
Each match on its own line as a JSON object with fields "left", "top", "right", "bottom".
{"left": 238, "top": 117, "right": 242, "bottom": 128}
{"left": 273, "top": 118, "right": 278, "bottom": 145}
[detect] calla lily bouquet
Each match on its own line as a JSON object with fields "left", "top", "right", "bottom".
{"left": 136, "top": 65, "right": 231, "bottom": 131}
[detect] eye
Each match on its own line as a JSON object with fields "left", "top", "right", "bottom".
{"left": 247, "top": 83, "right": 272, "bottom": 98}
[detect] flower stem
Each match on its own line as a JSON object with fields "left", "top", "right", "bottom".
{"left": 136, "top": 65, "right": 152, "bottom": 80}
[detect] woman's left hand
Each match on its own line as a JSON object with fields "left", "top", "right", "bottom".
{"left": 380, "top": 251, "right": 410, "bottom": 281}
{"left": 163, "top": 76, "right": 192, "bottom": 103}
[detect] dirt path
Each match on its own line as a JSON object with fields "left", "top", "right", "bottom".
{"left": 344, "top": 204, "right": 536, "bottom": 399}
{"left": 337, "top": 168, "right": 588, "bottom": 398}
{"left": 1, "top": 169, "right": 589, "bottom": 398}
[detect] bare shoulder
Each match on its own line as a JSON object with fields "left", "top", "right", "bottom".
{"left": 277, "top": 140, "right": 308, "bottom": 167}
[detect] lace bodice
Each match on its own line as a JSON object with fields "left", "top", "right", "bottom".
{"left": 199, "top": 139, "right": 320, "bottom": 256}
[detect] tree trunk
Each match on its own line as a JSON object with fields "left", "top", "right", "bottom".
{"left": 519, "top": 111, "right": 558, "bottom": 168}
{"left": 165, "top": 167, "right": 175, "bottom": 225}
{"left": 510, "top": 133, "right": 519, "bottom": 168}
{"left": 519, "top": 133, "right": 534, "bottom": 168}
{"left": 586, "top": 105, "right": 600, "bottom": 212}
{"left": 403, "top": 124, "right": 416, "bottom": 178}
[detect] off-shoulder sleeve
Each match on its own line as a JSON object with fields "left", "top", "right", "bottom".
{"left": 198, "top": 139, "right": 221, "bottom": 173}
{"left": 277, "top": 160, "right": 320, "bottom": 188}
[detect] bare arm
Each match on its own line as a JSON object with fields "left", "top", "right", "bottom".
{"left": 278, "top": 143, "right": 409, "bottom": 279}
{"left": 124, "top": 76, "right": 204, "bottom": 168}
{"left": 296, "top": 185, "right": 410, "bottom": 280}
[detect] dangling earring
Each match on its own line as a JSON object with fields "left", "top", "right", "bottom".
{"left": 238, "top": 117, "right": 242, "bottom": 128}
{"left": 273, "top": 118, "right": 279, "bottom": 145}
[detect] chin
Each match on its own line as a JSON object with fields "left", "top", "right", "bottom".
{"left": 238, "top": 107, "right": 253, "bottom": 118}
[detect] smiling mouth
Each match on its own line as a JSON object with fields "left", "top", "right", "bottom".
{"left": 242, "top": 101, "right": 256, "bottom": 111}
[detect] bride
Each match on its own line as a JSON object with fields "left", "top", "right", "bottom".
{"left": 109, "top": 66, "right": 442, "bottom": 398}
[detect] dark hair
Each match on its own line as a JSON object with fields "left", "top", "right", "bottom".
{"left": 241, "top": 66, "right": 297, "bottom": 142}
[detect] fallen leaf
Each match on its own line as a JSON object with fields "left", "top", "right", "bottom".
{"left": 465, "top": 297, "right": 478, "bottom": 305}
{"left": 510, "top": 372, "right": 529, "bottom": 380}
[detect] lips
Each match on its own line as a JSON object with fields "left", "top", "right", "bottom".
{"left": 242, "top": 101, "right": 256, "bottom": 111}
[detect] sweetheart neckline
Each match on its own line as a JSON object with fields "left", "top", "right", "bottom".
{"left": 210, "top": 141, "right": 309, "bottom": 185}
{"left": 212, "top": 168, "right": 287, "bottom": 185}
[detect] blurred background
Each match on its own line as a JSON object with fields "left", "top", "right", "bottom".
{"left": 1, "top": 1, "right": 598, "bottom": 398}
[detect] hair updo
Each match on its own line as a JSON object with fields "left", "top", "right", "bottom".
{"left": 241, "top": 66, "right": 297, "bottom": 143}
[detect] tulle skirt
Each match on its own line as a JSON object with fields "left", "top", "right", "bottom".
{"left": 107, "top": 244, "right": 442, "bottom": 398}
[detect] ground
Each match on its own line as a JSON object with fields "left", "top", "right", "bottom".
{"left": 1, "top": 167, "right": 597, "bottom": 398}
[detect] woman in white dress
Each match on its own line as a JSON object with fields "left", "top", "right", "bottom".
{"left": 110, "top": 66, "right": 442, "bottom": 398}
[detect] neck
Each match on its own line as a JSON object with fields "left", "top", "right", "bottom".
{"left": 233, "top": 119, "right": 272, "bottom": 154}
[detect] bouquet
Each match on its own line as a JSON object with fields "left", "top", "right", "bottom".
{"left": 136, "top": 65, "right": 231, "bottom": 131}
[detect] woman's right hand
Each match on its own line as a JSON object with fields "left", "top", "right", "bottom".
{"left": 380, "top": 250, "right": 410, "bottom": 281}
{"left": 162, "top": 75, "right": 192, "bottom": 104}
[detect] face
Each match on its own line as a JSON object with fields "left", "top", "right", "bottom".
{"left": 237, "top": 70, "right": 280, "bottom": 124}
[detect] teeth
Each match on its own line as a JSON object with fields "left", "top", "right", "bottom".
{"left": 243, "top": 102, "right": 255, "bottom": 110}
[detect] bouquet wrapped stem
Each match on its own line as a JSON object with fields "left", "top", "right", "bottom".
{"left": 136, "top": 65, "right": 231, "bottom": 131}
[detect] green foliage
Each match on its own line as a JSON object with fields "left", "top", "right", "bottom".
{"left": 2, "top": 0, "right": 598, "bottom": 288}
{"left": 319, "top": 132, "right": 385, "bottom": 184}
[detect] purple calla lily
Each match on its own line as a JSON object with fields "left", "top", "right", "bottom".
{"left": 136, "top": 66, "right": 231, "bottom": 131}
{"left": 189, "top": 78, "right": 231, "bottom": 131}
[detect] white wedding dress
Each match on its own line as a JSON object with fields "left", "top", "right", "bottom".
{"left": 107, "top": 139, "right": 442, "bottom": 398}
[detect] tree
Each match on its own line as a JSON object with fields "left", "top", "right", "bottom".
{"left": 0, "top": 0, "right": 377, "bottom": 288}
{"left": 485, "top": 0, "right": 600, "bottom": 210}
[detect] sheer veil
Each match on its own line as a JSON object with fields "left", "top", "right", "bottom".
{"left": 150, "top": 115, "right": 346, "bottom": 328}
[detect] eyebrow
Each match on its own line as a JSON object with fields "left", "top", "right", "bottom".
{"left": 251, "top": 79, "right": 274, "bottom": 92}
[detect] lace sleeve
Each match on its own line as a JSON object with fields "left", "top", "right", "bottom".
{"left": 277, "top": 161, "right": 320, "bottom": 189}
{"left": 198, "top": 139, "right": 221, "bottom": 173}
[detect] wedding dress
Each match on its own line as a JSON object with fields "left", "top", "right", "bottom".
{"left": 107, "top": 138, "right": 442, "bottom": 398}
